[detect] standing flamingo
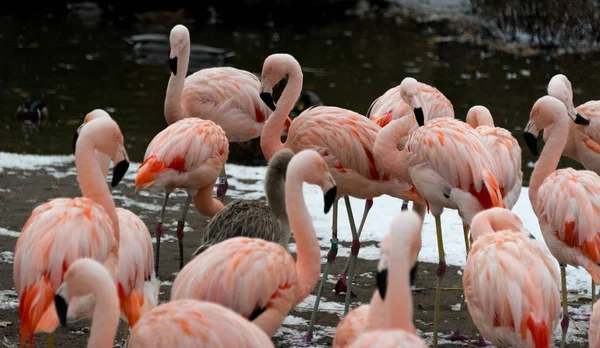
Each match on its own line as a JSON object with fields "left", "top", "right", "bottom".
{"left": 546, "top": 74, "right": 600, "bottom": 174}
{"left": 257, "top": 53, "right": 423, "bottom": 337}
{"left": 590, "top": 300, "right": 600, "bottom": 348}
{"left": 135, "top": 117, "right": 229, "bottom": 272}
{"left": 333, "top": 210, "right": 424, "bottom": 348}
{"left": 54, "top": 258, "right": 275, "bottom": 348}
{"left": 466, "top": 105, "right": 523, "bottom": 209}
{"left": 463, "top": 207, "right": 561, "bottom": 348}
{"left": 374, "top": 115, "right": 505, "bottom": 346}
{"left": 170, "top": 149, "right": 336, "bottom": 337}
{"left": 524, "top": 95, "right": 600, "bottom": 347}
{"left": 13, "top": 116, "right": 129, "bottom": 348}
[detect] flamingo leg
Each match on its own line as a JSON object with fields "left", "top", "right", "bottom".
{"left": 305, "top": 200, "right": 338, "bottom": 342}
{"left": 463, "top": 223, "right": 471, "bottom": 254}
{"left": 433, "top": 214, "right": 446, "bottom": 348}
{"left": 154, "top": 193, "right": 170, "bottom": 274}
{"left": 176, "top": 195, "right": 193, "bottom": 270}
{"left": 560, "top": 264, "right": 568, "bottom": 348}
{"left": 119, "top": 320, "right": 130, "bottom": 342}
{"left": 335, "top": 199, "right": 372, "bottom": 295}
{"left": 48, "top": 333, "right": 54, "bottom": 348}
{"left": 216, "top": 166, "right": 229, "bottom": 201}
{"left": 343, "top": 196, "right": 361, "bottom": 316}
{"left": 593, "top": 281, "right": 596, "bottom": 305}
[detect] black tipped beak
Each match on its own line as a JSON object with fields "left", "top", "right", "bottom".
{"left": 529, "top": 233, "right": 536, "bottom": 239}
{"left": 169, "top": 57, "right": 178, "bottom": 75}
{"left": 111, "top": 160, "right": 130, "bottom": 187}
{"left": 443, "top": 187, "right": 451, "bottom": 199}
{"left": 414, "top": 107, "right": 424, "bottom": 127}
{"left": 323, "top": 186, "right": 337, "bottom": 214}
{"left": 524, "top": 132, "right": 539, "bottom": 157}
{"left": 72, "top": 132, "right": 79, "bottom": 153}
{"left": 376, "top": 268, "right": 388, "bottom": 300}
{"left": 54, "top": 294, "right": 68, "bottom": 327}
{"left": 410, "top": 262, "right": 418, "bottom": 287}
{"left": 574, "top": 113, "right": 590, "bottom": 125}
{"left": 260, "top": 92, "right": 276, "bottom": 111}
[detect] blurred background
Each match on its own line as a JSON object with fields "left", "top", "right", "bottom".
{"left": 1, "top": 0, "right": 600, "bottom": 184}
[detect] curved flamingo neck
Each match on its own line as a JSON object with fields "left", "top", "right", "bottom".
{"left": 373, "top": 117, "right": 414, "bottom": 182}
{"left": 285, "top": 165, "right": 320, "bottom": 304}
{"left": 164, "top": 44, "right": 191, "bottom": 125}
{"left": 76, "top": 140, "right": 120, "bottom": 242}
{"left": 385, "top": 242, "right": 413, "bottom": 331}
{"left": 529, "top": 116, "right": 569, "bottom": 204}
{"left": 193, "top": 184, "right": 224, "bottom": 218}
{"left": 260, "top": 62, "right": 303, "bottom": 161}
{"left": 470, "top": 211, "right": 523, "bottom": 240}
{"left": 85, "top": 266, "right": 120, "bottom": 348}
{"left": 467, "top": 112, "right": 494, "bottom": 128}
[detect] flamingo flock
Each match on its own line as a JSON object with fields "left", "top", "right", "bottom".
{"left": 11, "top": 22, "right": 600, "bottom": 348}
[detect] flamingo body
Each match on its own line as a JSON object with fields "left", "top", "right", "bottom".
{"left": 333, "top": 304, "right": 370, "bottom": 347}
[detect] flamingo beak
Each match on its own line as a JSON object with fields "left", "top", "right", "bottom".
{"left": 72, "top": 132, "right": 79, "bottom": 153}
{"left": 574, "top": 113, "right": 590, "bottom": 125}
{"left": 111, "top": 160, "right": 130, "bottom": 187}
{"left": 54, "top": 294, "right": 69, "bottom": 327}
{"left": 323, "top": 185, "right": 337, "bottom": 214}
{"left": 414, "top": 107, "right": 425, "bottom": 127}
{"left": 376, "top": 267, "right": 388, "bottom": 300}
{"left": 169, "top": 57, "right": 178, "bottom": 76}
{"left": 524, "top": 132, "right": 539, "bottom": 157}
{"left": 260, "top": 92, "right": 276, "bottom": 111}
{"left": 409, "top": 262, "right": 418, "bottom": 287}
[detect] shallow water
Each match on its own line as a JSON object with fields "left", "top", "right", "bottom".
{"left": 1, "top": 7, "right": 599, "bottom": 184}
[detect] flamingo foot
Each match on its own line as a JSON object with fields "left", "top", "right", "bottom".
{"left": 442, "top": 329, "right": 469, "bottom": 342}
{"left": 302, "top": 330, "right": 314, "bottom": 343}
{"left": 437, "top": 260, "right": 447, "bottom": 278}
{"left": 216, "top": 176, "right": 229, "bottom": 201}
{"left": 561, "top": 313, "right": 569, "bottom": 331}
{"left": 472, "top": 336, "right": 492, "bottom": 347}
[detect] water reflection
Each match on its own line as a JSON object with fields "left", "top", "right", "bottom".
{"left": 1, "top": 10, "right": 598, "bottom": 185}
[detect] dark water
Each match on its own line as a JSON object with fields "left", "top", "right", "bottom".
{"left": 1, "top": 9, "right": 599, "bottom": 185}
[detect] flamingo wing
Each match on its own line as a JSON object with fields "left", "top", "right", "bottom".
{"left": 171, "top": 237, "right": 297, "bottom": 321}
{"left": 463, "top": 231, "right": 560, "bottom": 347}
{"left": 128, "top": 300, "right": 274, "bottom": 348}
{"left": 419, "top": 85, "right": 455, "bottom": 120}
{"left": 136, "top": 118, "right": 229, "bottom": 189}
{"left": 348, "top": 329, "right": 428, "bottom": 348}
{"left": 577, "top": 100, "right": 600, "bottom": 152}
{"left": 368, "top": 86, "right": 412, "bottom": 128}
{"left": 287, "top": 106, "right": 386, "bottom": 181}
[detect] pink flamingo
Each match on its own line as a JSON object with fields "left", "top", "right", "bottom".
{"left": 466, "top": 105, "right": 523, "bottom": 209}
{"left": 374, "top": 115, "right": 505, "bottom": 346}
{"left": 333, "top": 210, "right": 424, "bottom": 348}
{"left": 257, "top": 53, "right": 424, "bottom": 337}
{"left": 463, "top": 207, "right": 561, "bottom": 347}
{"left": 135, "top": 117, "right": 229, "bottom": 272}
{"left": 590, "top": 300, "right": 600, "bottom": 348}
{"left": 13, "top": 116, "right": 129, "bottom": 348}
{"left": 170, "top": 149, "right": 337, "bottom": 337}
{"left": 546, "top": 74, "right": 600, "bottom": 173}
{"left": 165, "top": 24, "right": 291, "bottom": 199}
{"left": 396, "top": 77, "right": 454, "bottom": 127}
{"left": 53, "top": 258, "right": 275, "bottom": 348}
{"left": 524, "top": 95, "right": 600, "bottom": 348}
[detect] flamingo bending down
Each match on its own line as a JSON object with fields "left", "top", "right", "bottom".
{"left": 464, "top": 208, "right": 561, "bottom": 348}
{"left": 170, "top": 149, "right": 337, "bottom": 337}
{"left": 524, "top": 95, "right": 600, "bottom": 347}
{"left": 135, "top": 117, "right": 229, "bottom": 273}
{"left": 13, "top": 116, "right": 129, "bottom": 347}
{"left": 546, "top": 74, "right": 600, "bottom": 175}
{"left": 257, "top": 53, "right": 423, "bottom": 337}
{"left": 374, "top": 115, "right": 505, "bottom": 346}
{"left": 193, "top": 148, "right": 294, "bottom": 255}
{"left": 165, "top": 24, "right": 290, "bottom": 201}
{"left": 466, "top": 105, "right": 523, "bottom": 209}
{"left": 333, "top": 210, "right": 425, "bottom": 348}
{"left": 53, "top": 258, "right": 275, "bottom": 348}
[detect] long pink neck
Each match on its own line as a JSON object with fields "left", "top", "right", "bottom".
{"left": 467, "top": 112, "right": 494, "bottom": 127}
{"left": 385, "top": 242, "right": 413, "bottom": 331}
{"left": 286, "top": 169, "right": 321, "bottom": 304}
{"left": 529, "top": 116, "right": 569, "bottom": 204}
{"left": 193, "top": 184, "right": 224, "bottom": 217}
{"left": 373, "top": 117, "right": 414, "bottom": 182}
{"left": 260, "top": 62, "right": 303, "bottom": 161}
{"left": 470, "top": 211, "right": 523, "bottom": 240}
{"left": 87, "top": 269, "right": 120, "bottom": 347}
{"left": 164, "top": 45, "right": 190, "bottom": 125}
{"left": 76, "top": 141, "right": 119, "bottom": 242}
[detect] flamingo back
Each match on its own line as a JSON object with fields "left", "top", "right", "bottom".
{"left": 128, "top": 300, "right": 275, "bottom": 348}
{"left": 347, "top": 329, "right": 427, "bottom": 348}
{"left": 136, "top": 118, "right": 229, "bottom": 189}
{"left": 333, "top": 304, "right": 370, "bottom": 348}
{"left": 535, "top": 168, "right": 600, "bottom": 271}
{"left": 171, "top": 237, "right": 297, "bottom": 321}
{"left": 13, "top": 197, "right": 115, "bottom": 344}
{"left": 590, "top": 300, "right": 600, "bottom": 348}
{"left": 406, "top": 118, "right": 503, "bottom": 208}
{"left": 463, "top": 230, "right": 561, "bottom": 348}
{"left": 367, "top": 86, "right": 412, "bottom": 128}
{"left": 181, "top": 67, "right": 272, "bottom": 141}
{"left": 577, "top": 100, "right": 600, "bottom": 148}
{"left": 418, "top": 85, "right": 455, "bottom": 121}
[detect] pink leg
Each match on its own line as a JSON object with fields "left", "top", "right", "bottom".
{"left": 154, "top": 193, "right": 170, "bottom": 274}
{"left": 176, "top": 195, "right": 192, "bottom": 270}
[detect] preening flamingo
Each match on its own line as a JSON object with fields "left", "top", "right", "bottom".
{"left": 135, "top": 117, "right": 229, "bottom": 272}
{"left": 170, "top": 149, "right": 337, "bottom": 337}
{"left": 13, "top": 116, "right": 129, "bottom": 348}
{"left": 257, "top": 53, "right": 423, "bottom": 338}
{"left": 546, "top": 74, "right": 600, "bottom": 174}
{"left": 374, "top": 115, "right": 505, "bottom": 346}
{"left": 193, "top": 148, "right": 294, "bottom": 256}
{"left": 397, "top": 76, "right": 454, "bottom": 127}
{"left": 466, "top": 105, "right": 523, "bottom": 209}
{"left": 333, "top": 210, "right": 424, "bottom": 348}
{"left": 463, "top": 208, "right": 561, "bottom": 348}
{"left": 524, "top": 95, "right": 600, "bottom": 347}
